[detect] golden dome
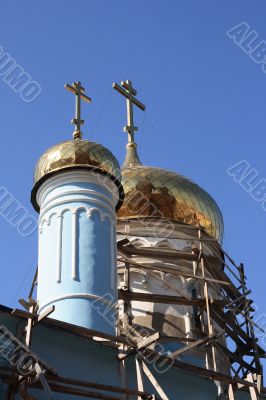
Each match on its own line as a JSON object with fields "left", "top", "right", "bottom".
{"left": 32, "top": 139, "right": 124, "bottom": 212}
{"left": 117, "top": 144, "right": 224, "bottom": 242}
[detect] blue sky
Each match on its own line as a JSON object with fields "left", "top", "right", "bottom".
{"left": 0, "top": 0, "right": 266, "bottom": 362}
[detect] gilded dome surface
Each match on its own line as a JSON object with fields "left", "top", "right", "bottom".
{"left": 32, "top": 139, "right": 123, "bottom": 212}
{"left": 34, "top": 139, "right": 121, "bottom": 183}
{"left": 118, "top": 162, "right": 224, "bottom": 242}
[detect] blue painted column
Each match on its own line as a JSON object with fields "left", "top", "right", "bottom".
{"left": 35, "top": 170, "right": 119, "bottom": 335}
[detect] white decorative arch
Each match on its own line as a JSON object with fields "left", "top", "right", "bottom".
{"left": 155, "top": 239, "right": 176, "bottom": 249}
{"left": 130, "top": 237, "right": 151, "bottom": 248}
{"left": 40, "top": 205, "right": 115, "bottom": 232}
{"left": 40, "top": 196, "right": 116, "bottom": 220}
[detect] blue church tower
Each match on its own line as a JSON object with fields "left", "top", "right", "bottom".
{"left": 31, "top": 81, "right": 124, "bottom": 334}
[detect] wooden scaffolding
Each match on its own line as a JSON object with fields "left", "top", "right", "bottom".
{"left": 0, "top": 219, "right": 265, "bottom": 399}
{"left": 115, "top": 219, "right": 266, "bottom": 399}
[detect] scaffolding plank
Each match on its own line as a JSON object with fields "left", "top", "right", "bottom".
{"left": 142, "top": 360, "right": 169, "bottom": 400}
{"left": 37, "top": 306, "right": 55, "bottom": 324}
{"left": 143, "top": 347, "right": 258, "bottom": 389}
{"left": 118, "top": 243, "right": 198, "bottom": 261}
{"left": 35, "top": 363, "right": 55, "bottom": 400}
{"left": 46, "top": 374, "right": 150, "bottom": 398}
{"left": 228, "top": 384, "right": 236, "bottom": 400}
{"left": 169, "top": 333, "right": 216, "bottom": 358}
{"left": 119, "top": 290, "right": 226, "bottom": 307}
{"left": 247, "top": 374, "right": 260, "bottom": 400}
{"left": 118, "top": 333, "right": 160, "bottom": 361}
{"left": 135, "top": 357, "right": 145, "bottom": 400}
{"left": 137, "top": 332, "right": 160, "bottom": 350}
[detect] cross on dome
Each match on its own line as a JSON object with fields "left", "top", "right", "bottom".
{"left": 112, "top": 80, "right": 145, "bottom": 144}
{"left": 64, "top": 81, "right": 92, "bottom": 140}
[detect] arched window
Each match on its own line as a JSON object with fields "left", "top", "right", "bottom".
{"left": 192, "top": 287, "right": 202, "bottom": 330}
{"left": 188, "top": 283, "right": 202, "bottom": 331}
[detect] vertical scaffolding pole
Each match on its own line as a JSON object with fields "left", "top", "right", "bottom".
{"left": 240, "top": 263, "right": 262, "bottom": 381}
{"left": 198, "top": 229, "right": 217, "bottom": 372}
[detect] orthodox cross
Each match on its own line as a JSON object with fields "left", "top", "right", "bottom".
{"left": 112, "top": 80, "right": 145, "bottom": 144}
{"left": 64, "top": 81, "right": 92, "bottom": 140}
